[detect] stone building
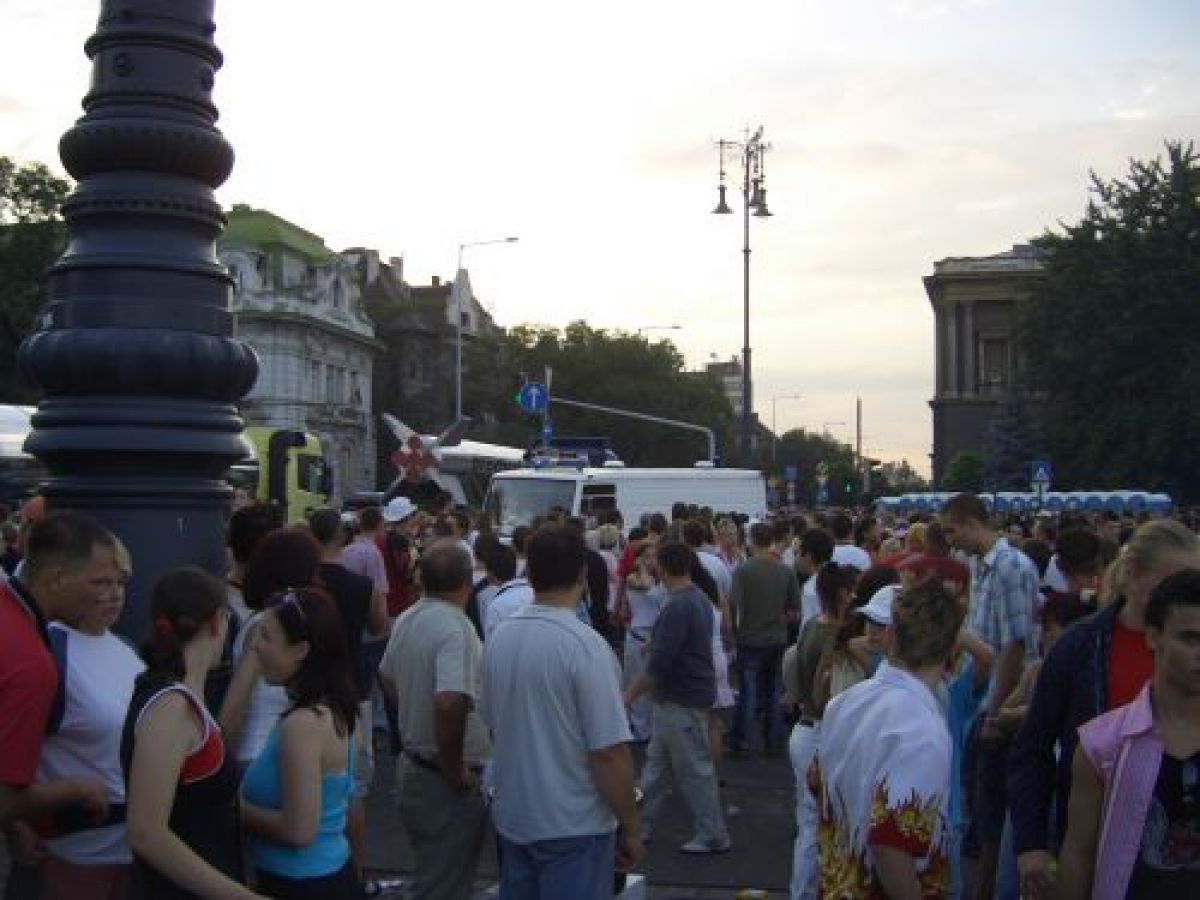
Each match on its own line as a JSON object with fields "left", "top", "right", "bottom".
{"left": 358, "top": 254, "right": 501, "bottom": 483}
{"left": 218, "top": 205, "right": 382, "bottom": 501}
{"left": 925, "top": 243, "right": 1045, "bottom": 484}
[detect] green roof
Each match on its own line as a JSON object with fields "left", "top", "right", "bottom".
{"left": 220, "top": 205, "right": 337, "bottom": 263}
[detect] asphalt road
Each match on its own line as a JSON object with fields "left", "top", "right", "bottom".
{"left": 362, "top": 741, "right": 796, "bottom": 896}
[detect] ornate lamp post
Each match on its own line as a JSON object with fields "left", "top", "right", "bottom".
{"left": 712, "top": 126, "right": 772, "bottom": 468}
{"left": 18, "top": 0, "right": 257, "bottom": 639}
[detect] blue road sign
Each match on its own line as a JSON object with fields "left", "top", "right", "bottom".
{"left": 817, "top": 486, "right": 830, "bottom": 505}
{"left": 517, "top": 382, "right": 549, "bottom": 414}
{"left": 1031, "top": 459, "right": 1053, "bottom": 484}
{"left": 541, "top": 421, "right": 553, "bottom": 447}
{"left": 784, "top": 465, "right": 798, "bottom": 483}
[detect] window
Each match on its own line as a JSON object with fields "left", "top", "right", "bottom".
{"left": 311, "top": 361, "right": 322, "bottom": 402}
{"left": 325, "top": 366, "right": 336, "bottom": 403}
{"left": 980, "top": 338, "right": 1010, "bottom": 386}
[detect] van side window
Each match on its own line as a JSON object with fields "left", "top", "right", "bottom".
{"left": 581, "top": 483, "right": 616, "bottom": 521}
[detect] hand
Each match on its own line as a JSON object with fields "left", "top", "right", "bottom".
{"left": 67, "top": 779, "right": 110, "bottom": 825}
{"left": 1018, "top": 849, "right": 1057, "bottom": 900}
{"left": 977, "top": 717, "right": 1006, "bottom": 749}
{"left": 614, "top": 825, "right": 644, "bottom": 873}
{"left": 5, "top": 821, "right": 46, "bottom": 866}
{"left": 448, "top": 768, "right": 479, "bottom": 794}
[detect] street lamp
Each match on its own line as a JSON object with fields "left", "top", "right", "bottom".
{"left": 712, "top": 126, "right": 772, "bottom": 468}
{"left": 455, "top": 236, "right": 518, "bottom": 423}
{"left": 636, "top": 324, "right": 682, "bottom": 335}
{"left": 771, "top": 394, "right": 803, "bottom": 462}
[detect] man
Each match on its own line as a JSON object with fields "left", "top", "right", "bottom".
{"left": 624, "top": 540, "right": 730, "bottom": 854}
{"left": 379, "top": 541, "right": 490, "bottom": 900}
{"left": 341, "top": 505, "right": 389, "bottom": 605}
{"left": 940, "top": 491, "right": 1040, "bottom": 900}
{"left": 482, "top": 561, "right": 534, "bottom": 640}
{"left": 729, "top": 522, "right": 802, "bottom": 756}
{"left": 482, "top": 523, "right": 642, "bottom": 898}
{"left": 684, "top": 519, "right": 732, "bottom": 602}
{"left": 812, "top": 579, "right": 965, "bottom": 899}
{"left": 1058, "top": 568, "right": 1200, "bottom": 900}
{"left": 1, "top": 514, "right": 115, "bottom": 830}
{"left": 830, "top": 513, "right": 871, "bottom": 572}
{"left": 378, "top": 496, "right": 420, "bottom": 618}
{"left": 797, "top": 527, "right": 836, "bottom": 628}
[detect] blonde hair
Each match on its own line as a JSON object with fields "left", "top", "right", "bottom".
{"left": 594, "top": 523, "right": 620, "bottom": 552}
{"left": 1111, "top": 519, "right": 1198, "bottom": 599}
{"left": 114, "top": 535, "right": 133, "bottom": 578}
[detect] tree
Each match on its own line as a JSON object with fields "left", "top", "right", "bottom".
{"left": 942, "top": 451, "right": 986, "bottom": 493}
{"left": 463, "top": 321, "right": 736, "bottom": 466}
{"left": 982, "top": 388, "right": 1044, "bottom": 491}
{"left": 0, "top": 157, "right": 71, "bottom": 402}
{"left": 774, "top": 428, "right": 857, "bottom": 504}
{"left": 1020, "top": 142, "right": 1200, "bottom": 501}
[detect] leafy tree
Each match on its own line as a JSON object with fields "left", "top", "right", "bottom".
{"left": 982, "top": 388, "right": 1045, "bottom": 491}
{"left": 942, "top": 451, "right": 986, "bottom": 493}
{"left": 0, "top": 157, "right": 71, "bottom": 402}
{"left": 1020, "top": 142, "right": 1200, "bottom": 500}
{"left": 773, "top": 428, "right": 857, "bottom": 504}
{"left": 463, "top": 321, "right": 735, "bottom": 466}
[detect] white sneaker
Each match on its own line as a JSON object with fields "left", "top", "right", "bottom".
{"left": 679, "top": 836, "right": 731, "bottom": 854}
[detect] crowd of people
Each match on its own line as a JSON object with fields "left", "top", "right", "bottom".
{"left": 0, "top": 491, "right": 1197, "bottom": 899}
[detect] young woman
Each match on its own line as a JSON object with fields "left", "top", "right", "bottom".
{"left": 122, "top": 567, "right": 263, "bottom": 900}
{"left": 239, "top": 587, "right": 361, "bottom": 897}
{"left": 620, "top": 542, "right": 666, "bottom": 742}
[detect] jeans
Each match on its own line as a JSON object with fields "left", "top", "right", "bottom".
{"left": 731, "top": 643, "right": 785, "bottom": 751}
{"left": 788, "top": 720, "right": 820, "bottom": 900}
{"left": 622, "top": 631, "right": 653, "bottom": 741}
{"left": 497, "top": 831, "right": 615, "bottom": 900}
{"left": 640, "top": 701, "right": 729, "bottom": 845}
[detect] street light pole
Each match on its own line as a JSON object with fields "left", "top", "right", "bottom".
{"left": 635, "top": 325, "right": 682, "bottom": 336}
{"left": 771, "top": 393, "right": 803, "bottom": 462}
{"left": 712, "top": 127, "right": 772, "bottom": 468}
{"left": 454, "top": 236, "right": 518, "bottom": 424}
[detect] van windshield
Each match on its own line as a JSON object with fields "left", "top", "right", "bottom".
{"left": 484, "top": 478, "right": 577, "bottom": 534}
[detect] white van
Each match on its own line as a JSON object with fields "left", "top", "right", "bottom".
{"left": 483, "top": 464, "right": 767, "bottom": 536}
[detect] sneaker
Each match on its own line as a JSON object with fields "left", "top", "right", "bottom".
{"left": 679, "top": 836, "right": 731, "bottom": 854}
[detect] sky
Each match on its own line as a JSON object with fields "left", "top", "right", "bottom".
{"left": 2, "top": 0, "right": 1198, "bottom": 475}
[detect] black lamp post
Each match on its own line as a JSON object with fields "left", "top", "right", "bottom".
{"left": 712, "top": 126, "right": 772, "bottom": 468}
{"left": 18, "top": 0, "right": 257, "bottom": 640}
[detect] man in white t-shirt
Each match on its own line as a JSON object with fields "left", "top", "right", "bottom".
{"left": 830, "top": 513, "right": 871, "bottom": 572}
{"left": 380, "top": 541, "right": 490, "bottom": 900}
{"left": 482, "top": 523, "right": 642, "bottom": 899}
{"left": 482, "top": 573, "right": 534, "bottom": 640}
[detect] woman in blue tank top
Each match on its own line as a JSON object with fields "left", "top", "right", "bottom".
{"left": 240, "top": 587, "right": 361, "bottom": 898}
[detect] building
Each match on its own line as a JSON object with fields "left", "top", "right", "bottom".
{"left": 926, "top": 243, "right": 1045, "bottom": 484}
{"left": 360, "top": 256, "right": 501, "bottom": 483}
{"left": 218, "top": 205, "right": 382, "bottom": 502}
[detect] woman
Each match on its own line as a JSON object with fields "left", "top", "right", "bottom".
{"left": 122, "top": 567, "right": 264, "bottom": 900}
{"left": 788, "top": 561, "right": 858, "bottom": 900}
{"left": 689, "top": 555, "right": 736, "bottom": 764}
{"left": 219, "top": 528, "right": 321, "bottom": 769}
{"left": 240, "top": 587, "right": 361, "bottom": 897}
{"left": 32, "top": 538, "right": 143, "bottom": 899}
{"left": 715, "top": 517, "right": 745, "bottom": 569}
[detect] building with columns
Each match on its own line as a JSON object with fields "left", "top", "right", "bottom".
{"left": 218, "top": 206, "right": 382, "bottom": 502}
{"left": 925, "top": 243, "right": 1045, "bottom": 484}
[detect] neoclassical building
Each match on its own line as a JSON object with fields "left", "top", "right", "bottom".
{"left": 925, "top": 244, "right": 1045, "bottom": 484}
{"left": 218, "top": 205, "right": 382, "bottom": 501}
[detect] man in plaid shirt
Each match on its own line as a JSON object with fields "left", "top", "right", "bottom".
{"left": 940, "top": 492, "right": 1040, "bottom": 900}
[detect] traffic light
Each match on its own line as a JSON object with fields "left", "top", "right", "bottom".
{"left": 844, "top": 477, "right": 854, "bottom": 496}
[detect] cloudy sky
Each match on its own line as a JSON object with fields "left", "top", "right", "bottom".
{"left": 2, "top": 0, "right": 1197, "bottom": 474}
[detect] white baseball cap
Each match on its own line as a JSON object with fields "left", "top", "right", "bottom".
{"left": 382, "top": 496, "right": 417, "bottom": 523}
{"left": 856, "top": 584, "right": 898, "bottom": 626}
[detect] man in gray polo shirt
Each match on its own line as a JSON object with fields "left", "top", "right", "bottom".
{"left": 482, "top": 523, "right": 642, "bottom": 899}
{"left": 625, "top": 540, "right": 731, "bottom": 854}
{"left": 380, "top": 541, "right": 489, "bottom": 900}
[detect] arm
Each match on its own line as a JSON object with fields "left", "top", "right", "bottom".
{"left": 216, "top": 623, "right": 262, "bottom": 751}
{"left": 127, "top": 693, "right": 262, "bottom": 900}
{"left": 0, "top": 779, "right": 108, "bottom": 832}
{"left": 432, "top": 692, "right": 473, "bottom": 790}
{"left": 366, "top": 586, "right": 389, "bottom": 638}
{"left": 622, "top": 670, "right": 654, "bottom": 707}
{"left": 240, "top": 710, "right": 325, "bottom": 848}
{"left": 810, "top": 649, "right": 835, "bottom": 718}
{"left": 1008, "top": 632, "right": 1074, "bottom": 859}
{"left": 1056, "top": 745, "right": 1102, "bottom": 900}
{"left": 987, "top": 639, "right": 1026, "bottom": 718}
{"left": 957, "top": 628, "right": 994, "bottom": 694}
{"left": 587, "top": 742, "right": 643, "bottom": 872}
{"left": 873, "top": 845, "right": 923, "bottom": 900}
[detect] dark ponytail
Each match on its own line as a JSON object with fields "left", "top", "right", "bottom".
{"left": 137, "top": 566, "right": 225, "bottom": 687}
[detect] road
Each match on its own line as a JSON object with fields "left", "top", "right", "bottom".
{"left": 362, "top": 742, "right": 796, "bottom": 897}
